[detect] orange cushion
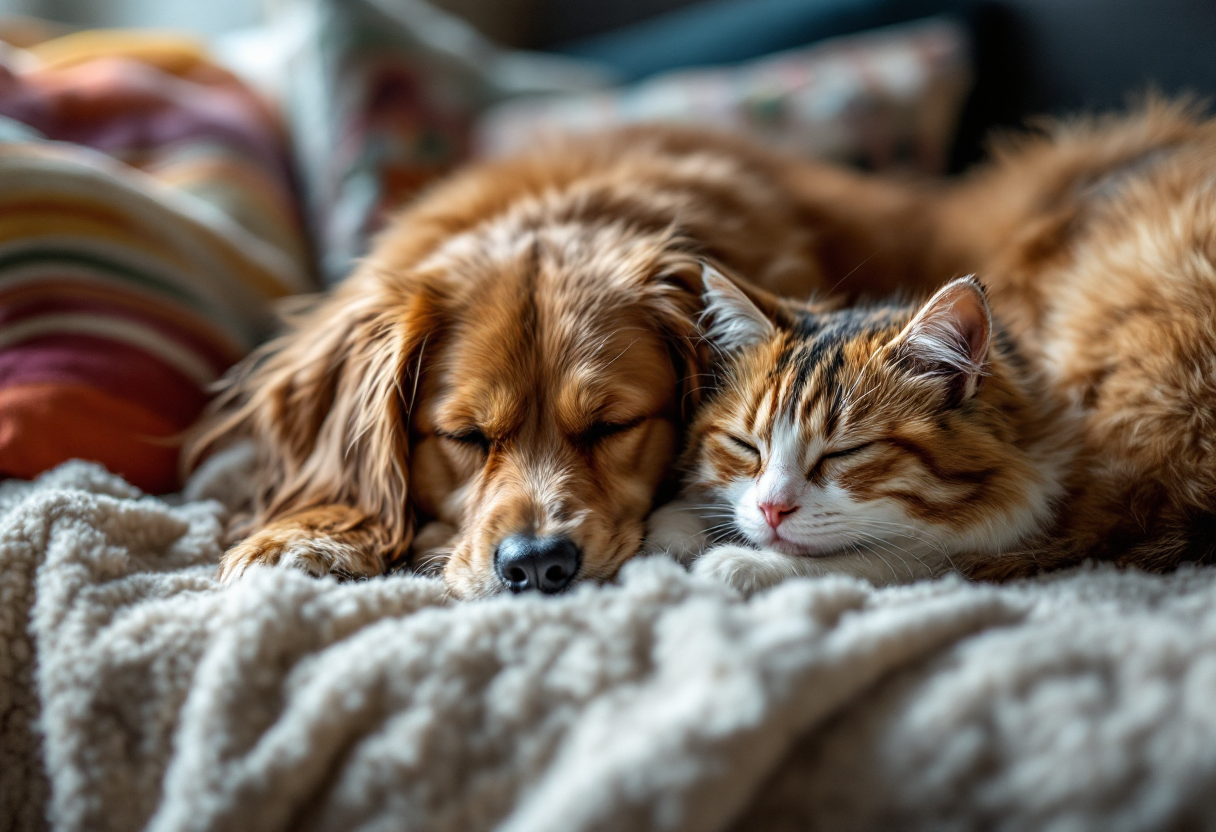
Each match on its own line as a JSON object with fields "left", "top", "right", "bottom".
{"left": 0, "top": 382, "right": 180, "bottom": 494}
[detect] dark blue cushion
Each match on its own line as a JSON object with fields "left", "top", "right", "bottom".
{"left": 552, "top": 0, "right": 967, "bottom": 81}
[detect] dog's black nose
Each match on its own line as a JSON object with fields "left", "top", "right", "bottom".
{"left": 495, "top": 534, "right": 581, "bottom": 594}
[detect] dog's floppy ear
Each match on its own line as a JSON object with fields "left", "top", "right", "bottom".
{"left": 186, "top": 271, "right": 440, "bottom": 564}
{"left": 640, "top": 257, "right": 795, "bottom": 417}
{"left": 637, "top": 254, "right": 715, "bottom": 419}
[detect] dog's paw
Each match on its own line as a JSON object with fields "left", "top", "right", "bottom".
{"left": 691, "top": 544, "right": 815, "bottom": 595}
{"left": 219, "top": 534, "right": 380, "bottom": 582}
{"left": 218, "top": 508, "right": 389, "bottom": 583}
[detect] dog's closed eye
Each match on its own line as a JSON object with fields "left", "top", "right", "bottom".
{"left": 579, "top": 418, "right": 644, "bottom": 447}
{"left": 438, "top": 428, "right": 491, "bottom": 455}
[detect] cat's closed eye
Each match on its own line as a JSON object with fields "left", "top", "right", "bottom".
{"left": 821, "top": 442, "right": 872, "bottom": 462}
{"left": 807, "top": 442, "right": 873, "bottom": 479}
{"left": 726, "top": 434, "right": 760, "bottom": 456}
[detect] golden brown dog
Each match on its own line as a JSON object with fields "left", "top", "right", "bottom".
{"left": 188, "top": 126, "right": 937, "bottom": 598}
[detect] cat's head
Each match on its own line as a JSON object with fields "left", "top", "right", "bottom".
{"left": 686, "top": 267, "right": 1063, "bottom": 562}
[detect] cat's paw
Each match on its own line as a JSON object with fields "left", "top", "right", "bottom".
{"left": 692, "top": 544, "right": 813, "bottom": 595}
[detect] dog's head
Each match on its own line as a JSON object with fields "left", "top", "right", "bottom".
{"left": 200, "top": 192, "right": 710, "bottom": 597}
{"left": 407, "top": 216, "right": 708, "bottom": 596}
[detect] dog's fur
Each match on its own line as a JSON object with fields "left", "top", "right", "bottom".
{"left": 930, "top": 100, "right": 1216, "bottom": 577}
{"left": 187, "top": 126, "right": 940, "bottom": 597}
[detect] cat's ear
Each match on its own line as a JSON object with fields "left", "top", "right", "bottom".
{"left": 701, "top": 264, "right": 778, "bottom": 352}
{"left": 893, "top": 277, "right": 991, "bottom": 401}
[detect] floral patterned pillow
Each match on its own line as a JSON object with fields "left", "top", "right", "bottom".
{"left": 476, "top": 18, "right": 971, "bottom": 174}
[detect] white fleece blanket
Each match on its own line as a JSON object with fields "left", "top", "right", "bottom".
{"left": 2, "top": 456, "right": 1216, "bottom": 832}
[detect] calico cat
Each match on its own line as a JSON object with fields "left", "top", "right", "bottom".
{"left": 646, "top": 270, "right": 1073, "bottom": 591}
{"left": 649, "top": 103, "right": 1216, "bottom": 592}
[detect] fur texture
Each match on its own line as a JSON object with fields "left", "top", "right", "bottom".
{"left": 656, "top": 102, "right": 1216, "bottom": 592}
{"left": 939, "top": 101, "right": 1216, "bottom": 577}
{"left": 186, "top": 126, "right": 939, "bottom": 597}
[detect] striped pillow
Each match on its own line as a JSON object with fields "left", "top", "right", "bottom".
{"left": 0, "top": 33, "right": 311, "bottom": 492}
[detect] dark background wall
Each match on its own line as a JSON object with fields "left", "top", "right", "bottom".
{"left": 950, "top": 0, "right": 1216, "bottom": 167}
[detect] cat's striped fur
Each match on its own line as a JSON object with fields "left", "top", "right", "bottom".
{"left": 647, "top": 273, "right": 1072, "bottom": 590}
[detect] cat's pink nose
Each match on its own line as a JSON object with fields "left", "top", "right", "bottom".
{"left": 759, "top": 501, "right": 798, "bottom": 529}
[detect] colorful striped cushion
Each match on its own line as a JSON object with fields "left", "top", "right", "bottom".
{"left": 0, "top": 33, "right": 311, "bottom": 492}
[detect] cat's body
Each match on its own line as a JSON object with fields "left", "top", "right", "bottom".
{"left": 650, "top": 102, "right": 1216, "bottom": 591}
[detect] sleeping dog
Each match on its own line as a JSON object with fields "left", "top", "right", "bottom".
{"left": 187, "top": 126, "right": 939, "bottom": 598}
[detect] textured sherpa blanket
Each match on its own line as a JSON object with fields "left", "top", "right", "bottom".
{"left": 3, "top": 455, "right": 1216, "bottom": 832}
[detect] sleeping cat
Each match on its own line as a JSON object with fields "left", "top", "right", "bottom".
{"left": 646, "top": 270, "right": 1073, "bottom": 591}
{"left": 649, "top": 103, "right": 1216, "bottom": 593}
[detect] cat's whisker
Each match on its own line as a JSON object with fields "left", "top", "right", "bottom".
{"left": 666, "top": 505, "right": 734, "bottom": 517}
{"left": 707, "top": 524, "right": 743, "bottom": 546}
{"left": 846, "top": 521, "right": 962, "bottom": 575}
{"left": 847, "top": 528, "right": 924, "bottom": 580}
{"left": 867, "top": 535, "right": 929, "bottom": 581}
{"left": 682, "top": 384, "right": 720, "bottom": 401}
{"left": 851, "top": 538, "right": 903, "bottom": 582}
{"left": 693, "top": 518, "right": 742, "bottom": 541}
{"left": 847, "top": 518, "right": 950, "bottom": 550}
{"left": 854, "top": 524, "right": 957, "bottom": 567}
{"left": 856, "top": 530, "right": 914, "bottom": 581}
